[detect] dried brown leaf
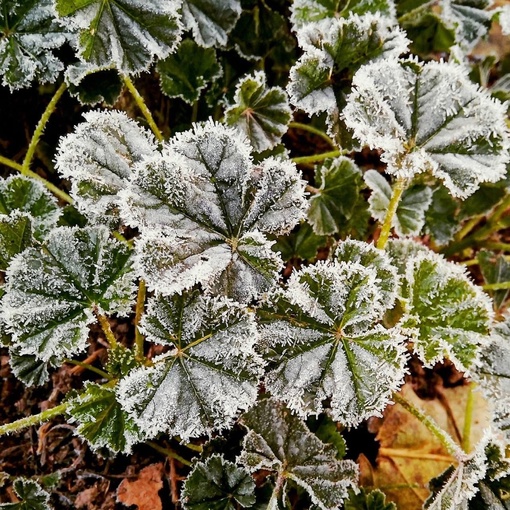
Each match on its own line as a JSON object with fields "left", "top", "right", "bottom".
{"left": 116, "top": 462, "right": 164, "bottom": 510}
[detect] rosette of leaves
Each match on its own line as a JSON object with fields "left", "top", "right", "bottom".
{"left": 54, "top": 0, "right": 183, "bottom": 74}
{"left": 2, "top": 226, "right": 135, "bottom": 374}
{"left": 239, "top": 398, "right": 359, "bottom": 510}
{"left": 343, "top": 58, "right": 510, "bottom": 199}
{"left": 258, "top": 242, "right": 407, "bottom": 426}
{"left": 0, "top": 0, "right": 72, "bottom": 90}
{"left": 388, "top": 241, "right": 493, "bottom": 372}
{"left": 0, "top": 478, "right": 50, "bottom": 510}
{"left": 117, "top": 290, "right": 264, "bottom": 441}
{"left": 120, "top": 120, "right": 307, "bottom": 302}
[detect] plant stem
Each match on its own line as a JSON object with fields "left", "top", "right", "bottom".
{"left": 462, "top": 383, "right": 475, "bottom": 453}
{"left": 0, "top": 154, "right": 23, "bottom": 172}
{"left": 147, "top": 441, "right": 191, "bottom": 466}
{"left": 288, "top": 122, "right": 336, "bottom": 148}
{"left": 379, "top": 447, "right": 456, "bottom": 463}
{"left": 376, "top": 177, "right": 408, "bottom": 250}
{"left": 479, "top": 241, "right": 510, "bottom": 252}
{"left": 0, "top": 403, "right": 68, "bottom": 437}
{"left": 482, "top": 281, "right": 510, "bottom": 291}
{"left": 455, "top": 215, "right": 484, "bottom": 242}
{"left": 393, "top": 392, "right": 460, "bottom": 456}
{"left": 291, "top": 149, "right": 342, "bottom": 165}
{"left": 134, "top": 279, "right": 146, "bottom": 362}
{"left": 63, "top": 358, "right": 112, "bottom": 380}
{"left": 97, "top": 313, "right": 118, "bottom": 349}
{"left": 123, "top": 75, "right": 164, "bottom": 142}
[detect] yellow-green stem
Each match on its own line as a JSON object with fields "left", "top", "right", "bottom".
{"left": 147, "top": 441, "right": 191, "bottom": 466}
{"left": 482, "top": 281, "right": 510, "bottom": 291}
{"left": 0, "top": 402, "right": 68, "bottom": 436}
{"left": 123, "top": 75, "right": 164, "bottom": 142}
{"left": 0, "top": 154, "right": 23, "bottom": 172}
{"left": 462, "top": 383, "right": 476, "bottom": 453}
{"left": 112, "top": 231, "right": 133, "bottom": 248}
{"left": 479, "top": 241, "right": 510, "bottom": 252}
{"left": 134, "top": 279, "right": 147, "bottom": 362}
{"left": 291, "top": 149, "right": 342, "bottom": 165}
{"left": 63, "top": 358, "right": 112, "bottom": 380}
{"left": 376, "top": 177, "right": 408, "bottom": 250}
{"left": 288, "top": 122, "right": 337, "bottom": 148}
{"left": 97, "top": 313, "right": 118, "bottom": 349}
{"left": 455, "top": 215, "right": 484, "bottom": 242}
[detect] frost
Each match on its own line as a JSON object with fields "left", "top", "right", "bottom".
{"left": 55, "top": 0, "right": 183, "bottom": 74}
{"left": 225, "top": 71, "right": 291, "bottom": 153}
{"left": 239, "top": 398, "right": 359, "bottom": 510}
{"left": 500, "top": 4, "right": 510, "bottom": 35}
{"left": 258, "top": 261, "right": 407, "bottom": 426}
{"left": 2, "top": 226, "right": 135, "bottom": 363}
{"left": 0, "top": 478, "right": 51, "bottom": 510}
{"left": 117, "top": 291, "right": 264, "bottom": 441}
{"left": 8, "top": 348, "right": 51, "bottom": 387}
{"left": 55, "top": 110, "right": 156, "bottom": 225}
{"left": 0, "top": 212, "right": 32, "bottom": 271}
{"left": 343, "top": 58, "right": 510, "bottom": 198}
{"left": 120, "top": 121, "right": 307, "bottom": 302}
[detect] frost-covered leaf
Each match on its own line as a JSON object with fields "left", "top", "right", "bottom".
{"left": 391, "top": 245, "right": 493, "bottom": 372}
{"left": 239, "top": 398, "right": 359, "bottom": 510}
{"left": 181, "top": 455, "right": 256, "bottom": 510}
{"left": 287, "top": 14, "right": 408, "bottom": 116}
{"left": 258, "top": 260, "right": 406, "bottom": 425}
{"left": 344, "top": 488, "right": 396, "bottom": 510}
{"left": 459, "top": 183, "right": 507, "bottom": 221}
{"left": 307, "top": 157, "right": 364, "bottom": 236}
{"left": 424, "top": 185, "right": 460, "bottom": 246}
{"left": 66, "top": 383, "right": 144, "bottom": 454}
{"left": 225, "top": 71, "right": 291, "bottom": 153}
{"left": 0, "top": 478, "right": 51, "bottom": 510}
{"left": 157, "top": 39, "right": 221, "bottom": 104}
{"left": 2, "top": 226, "right": 135, "bottom": 363}
{"left": 0, "top": 175, "right": 61, "bottom": 240}
{"left": 120, "top": 121, "right": 307, "bottom": 302}
{"left": 0, "top": 213, "right": 32, "bottom": 272}
{"left": 55, "top": 0, "right": 182, "bottom": 74}
{"left": 478, "top": 250, "right": 510, "bottom": 309}
{"left": 117, "top": 291, "right": 263, "bottom": 441}
{"left": 343, "top": 58, "right": 510, "bottom": 199}
{"left": 55, "top": 110, "right": 157, "bottom": 226}
{"left": 181, "top": 0, "right": 241, "bottom": 47}
{"left": 8, "top": 348, "right": 51, "bottom": 387}
{"left": 364, "top": 170, "right": 433, "bottom": 237}
{"left": 0, "top": 0, "right": 71, "bottom": 90}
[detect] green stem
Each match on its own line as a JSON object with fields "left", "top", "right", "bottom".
{"left": 191, "top": 100, "right": 199, "bottom": 124}
{"left": 97, "top": 313, "right": 118, "bottom": 349}
{"left": 134, "top": 279, "right": 146, "bottom": 362}
{"left": 376, "top": 177, "right": 408, "bottom": 250}
{"left": 63, "top": 358, "right": 112, "bottom": 380}
{"left": 291, "top": 149, "right": 342, "bottom": 165}
{"left": 0, "top": 403, "right": 68, "bottom": 437}
{"left": 455, "top": 215, "right": 484, "bottom": 242}
{"left": 393, "top": 393, "right": 460, "bottom": 456}
{"left": 462, "top": 383, "right": 475, "bottom": 453}
{"left": 112, "top": 231, "right": 133, "bottom": 248}
{"left": 288, "top": 122, "right": 336, "bottom": 148}
{"left": 123, "top": 75, "right": 164, "bottom": 142}
{"left": 478, "top": 241, "right": 510, "bottom": 252}
{"left": 0, "top": 154, "right": 23, "bottom": 172}
{"left": 147, "top": 441, "right": 191, "bottom": 466}
{"left": 482, "top": 281, "right": 510, "bottom": 291}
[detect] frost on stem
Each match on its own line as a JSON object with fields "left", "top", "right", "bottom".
{"left": 343, "top": 58, "right": 510, "bottom": 199}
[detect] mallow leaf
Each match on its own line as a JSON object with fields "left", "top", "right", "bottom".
{"left": 2, "top": 226, "right": 135, "bottom": 363}
{"left": 344, "top": 488, "right": 397, "bottom": 510}
{"left": 0, "top": 478, "right": 50, "bottom": 510}
{"left": 258, "top": 256, "right": 406, "bottom": 426}
{"left": 0, "top": 0, "right": 71, "bottom": 90}
{"left": 343, "top": 58, "right": 510, "bottom": 198}
{"left": 0, "top": 213, "right": 32, "bottom": 272}
{"left": 8, "top": 348, "right": 51, "bottom": 387}
{"left": 225, "top": 71, "right": 291, "bottom": 153}
{"left": 424, "top": 185, "right": 460, "bottom": 246}
{"left": 157, "top": 39, "right": 221, "bottom": 104}
{"left": 55, "top": 110, "right": 157, "bottom": 226}
{"left": 364, "top": 170, "right": 433, "bottom": 237}
{"left": 388, "top": 241, "right": 493, "bottom": 372}
{"left": 117, "top": 291, "right": 263, "bottom": 441}
{"left": 55, "top": 0, "right": 182, "bottom": 74}
{"left": 120, "top": 120, "right": 307, "bottom": 303}
{"left": 181, "top": 454, "right": 256, "bottom": 510}
{"left": 65, "top": 382, "right": 144, "bottom": 454}
{"left": 239, "top": 398, "right": 359, "bottom": 510}
{"left": 181, "top": 0, "right": 241, "bottom": 47}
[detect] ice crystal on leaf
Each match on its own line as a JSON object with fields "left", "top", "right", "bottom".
{"left": 239, "top": 398, "right": 359, "bottom": 510}
{"left": 343, "top": 58, "right": 510, "bottom": 198}
{"left": 55, "top": 110, "right": 157, "bottom": 225}
{"left": 0, "top": 478, "right": 51, "bottom": 510}
{"left": 258, "top": 256, "right": 406, "bottom": 426}
{"left": 120, "top": 121, "right": 307, "bottom": 302}
{"left": 2, "top": 226, "right": 135, "bottom": 364}
{"left": 117, "top": 290, "right": 264, "bottom": 441}
{"left": 55, "top": 0, "right": 182, "bottom": 74}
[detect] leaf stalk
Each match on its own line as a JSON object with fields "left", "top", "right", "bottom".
{"left": 0, "top": 403, "right": 68, "bottom": 437}
{"left": 376, "top": 177, "right": 408, "bottom": 250}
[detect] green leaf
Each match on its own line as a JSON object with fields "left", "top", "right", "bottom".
{"left": 239, "top": 398, "right": 359, "bottom": 510}
{"left": 8, "top": 348, "right": 51, "bottom": 387}
{"left": 0, "top": 175, "right": 61, "bottom": 240}
{"left": 343, "top": 59, "right": 510, "bottom": 199}
{"left": 307, "top": 157, "right": 364, "bottom": 236}
{"left": 390, "top": 243, "right": 493, "bottom": 372}
{"left": 424, "top": 185, "right": 459, "bottom": 246}
{"left": 2, "top": 226, "right": 135, "bottom": 363}
{"left": 0, "top": 478, "right": 51, "bottom": 510}
{"left": 272, "top": 221, "right": 327, "bottom": 261}
{"left": 364, "top": 170, "right": 433, "bottom": 237}
{"left": 344, "top": 487, "right": 397, "bottom": 510}
{"left": 0, "top": 0, "right": 71, "bottom": 90}
{"left": 225, "top": 71, "right": 291, "bottom": 152}
{"left": 306, "top": 414, "right": 347, "bottom": 460}
{"left": 66, "top": 382, "right": 144, "bottom": 454}
{"left": 121, "top": 120, "right": 307, "bottom": 303}
{"left": 55, "top": 0, "right": 182, "bottom": 74}
{"left": 0, "top": 213, "right": 32, "bottom": 271}
{"left": 105, "top": 343, "right": 140, "bottom": 377}
{"left": 258, "top": 258, "right": 406, "bottom": 426}
{"left": 181, "top": 0, "right": 241, "bottom": 47}
{"left": 117, "top": 291, "right": 264, "bottom": 441}
{"left": 181, "top": 455, "right": 256, "bottom": 510}
{"left": 478, "top": 250, "right": 510, "bottom": 309}
{"left": 157, "top": 39, "right": 221, "bottom": 104}
{"left": 459, "top": 183, "right": 507, "bottom": 220}
{"left": 55, "top": 110, "right": 157, "bottom": 225}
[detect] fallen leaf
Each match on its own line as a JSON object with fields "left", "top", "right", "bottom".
{"left": 117, "top": 463, "right": 164, "bottom": 510}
